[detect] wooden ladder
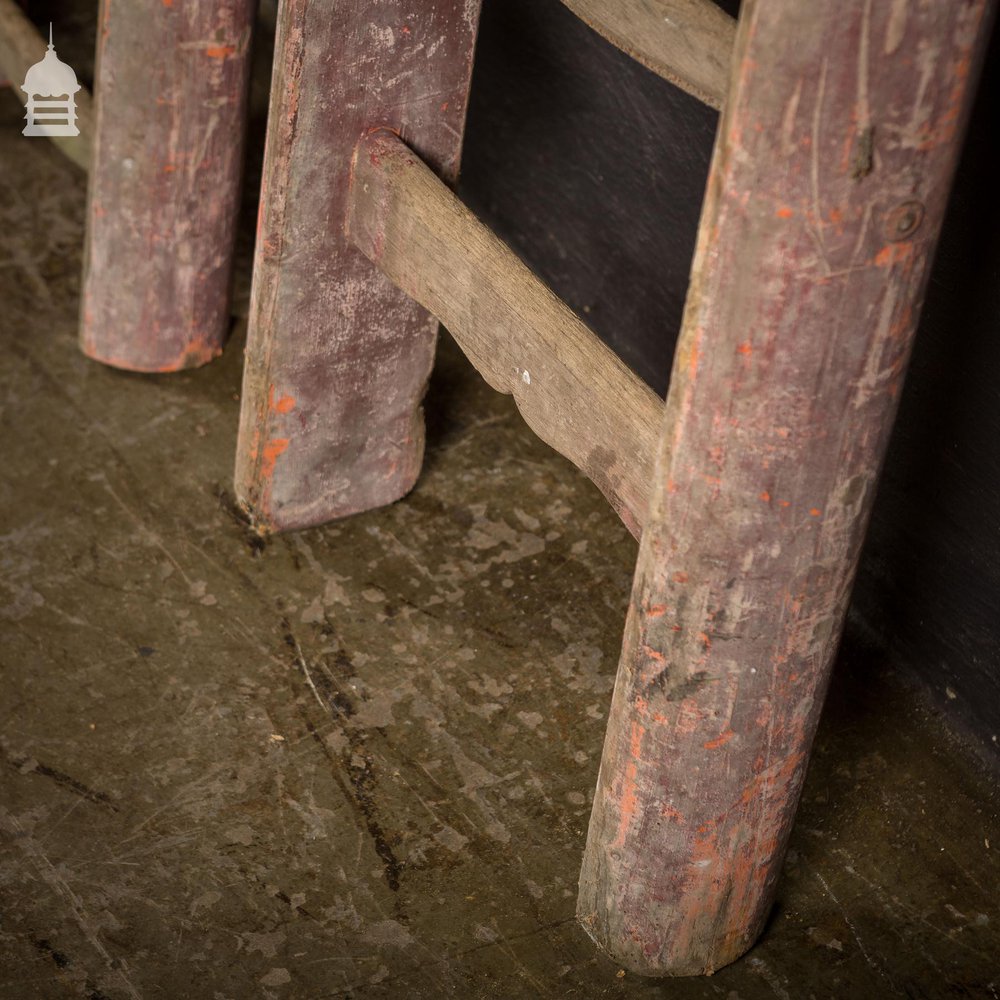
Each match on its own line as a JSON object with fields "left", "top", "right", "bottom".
{"left": 234, "top": 0, "right": 995, "bottom": 973}
{"left": 67, "top": 0, "right": 995, "bottom": 976}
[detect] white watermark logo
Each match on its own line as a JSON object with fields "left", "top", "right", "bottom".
{"left": 21, "top": 24, "right": 81, "bottom": 138}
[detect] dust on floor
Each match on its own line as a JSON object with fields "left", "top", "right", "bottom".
{"left": 1, "top": 90, "right": 999, "bottom": 1000}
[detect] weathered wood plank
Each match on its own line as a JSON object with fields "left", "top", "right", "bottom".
{"left": 234, "top": 0, "right": 481, "bottom": 533}
{"left": 560, "top": 0, "right": 735, "bottom": 110}
{"left": 347, "top": 130, "right": 663, "bottom": 539}
{"left": 80, "top": 0, "right": 254, "bottom": 372}
{"left": 578, "top": 0, "right": 996, "bottom": 977}
{"left": 0, "top": 0, "right": 93, "bottom": 170}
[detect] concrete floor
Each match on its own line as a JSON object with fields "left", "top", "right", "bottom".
{"left": 2, "top": 88, "right": 1000, "bottom": 1000}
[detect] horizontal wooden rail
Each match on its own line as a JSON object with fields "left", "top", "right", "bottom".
{"left": 347, "top": 129, "right": 664, "bottom": 539}
{"left": 560, "top": 0, "right": 736, "bottom": 110}
{"left": 0, "top": 0, "right": 93, "bottom": 170}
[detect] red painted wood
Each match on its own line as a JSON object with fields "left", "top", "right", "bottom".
{"left": 578, "top": 0, "right": 996, "bottom": 976}
{"left": 80, "top": 0, "right": 254, "bottom": 373}
{"left": 234, "top": 0, "right": 482, "bottom": 532}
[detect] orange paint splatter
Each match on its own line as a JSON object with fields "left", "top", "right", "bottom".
{"left": 737, "top": 340, "right": 753, "bottom": 356}
{"left": 672, "top": 571, "right": 689, "bottom": 584}
{"left": 874, "top": 242, "right": 913, "bottom": 268}
{"left": 809, "top": 508, "right": 822, "bottom": 517}
{"left": 612, "top": 720, "right": 646, "bottom": 848}
{"left": 779, "top": 500, "right": 791, "bottom": 508}
{"left": 688, "top": 344, "right": 701, "bottom": 377}
{"left": 267, "top": 385, "right": 296, "bottom": 414}
{"left": 703, "top": 730, "right": 734, "bottom": 750}
{"left": 759, "top": 491, "right": 771, "bottom": 502}
{"left": 205, "top": 45, "right": 235, "bottom": 59}
{"left": 775, "top": 206, "right": 793, "bottom": 219}
{"left": 260, "top": 438, "right": 290, "bottom": 481}
{"left": 682, "top": 327, "right": 704, "bottom": 381}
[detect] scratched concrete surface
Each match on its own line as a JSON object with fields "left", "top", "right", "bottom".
{"left": 2, "top": 66, "right": 1000, "bottom": 1000}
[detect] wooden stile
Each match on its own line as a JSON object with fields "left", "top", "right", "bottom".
{"left": 80, "top": 0, "right": 254, "bottom": 373}
{"left": 347, "top": 130, "right": 663, "bottom": 539}
{"left": 578, "top": 0, "right": 996, "bottom": 976}
{"left": 234, "top": 0, "right": 482, "bottom": 533}
{"left": 560, "top": 0, "right": 735, "bottom": 110}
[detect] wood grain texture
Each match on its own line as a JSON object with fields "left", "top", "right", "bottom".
{"left": 560, "top": 0, "right": 735, "bottom": 110}
{"left": 578, "top": 0, "right": 996, "bottom": 977}
{"left": 80, "top": 0, "right": 254, "bottom": 372}
{"left": 0, "top": 0, "right": 93, "bottom": 171}
{"left": 347, "top": 130, "right": 663, "bottom": 540}
{"left": 234, "top": 0, "right": 481, "bottom": 533}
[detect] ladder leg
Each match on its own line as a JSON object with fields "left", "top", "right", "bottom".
{"left": 81, "top": 0, "right": 255, "bottom": 371}
{"left": 578, "top": 0, "right": 995, "bottom": 976}
{"left": 234, "top": 0, "right": 481, "bottom": 532}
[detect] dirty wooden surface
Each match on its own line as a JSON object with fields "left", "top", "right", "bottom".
{"left": 578, "top": 0, "right": 997, "bottom": 977}
{"left": 347, "top": 131, "right": 662, "bottom": 540}
{"left": 2, "top": 88, "right": 1000, "bottom": 1000}
{"left": 234, "top": 0, "right": 481, "bottom": 534}
{"left": 80, "top": 0, "right": 254, "bottom": 372}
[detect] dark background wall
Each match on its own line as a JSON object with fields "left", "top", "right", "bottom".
{"left": 459, "top": 0, "right": 1000, "bottom": 769}
{"left": 460, "top": 0, "right": 738, "bottom": 395}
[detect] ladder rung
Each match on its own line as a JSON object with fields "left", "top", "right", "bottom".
{"left": 560, "top": 0, "right": 736, "bottom": 110}
{"left": 347, "top": 129, "right": 665, "bottom": 539}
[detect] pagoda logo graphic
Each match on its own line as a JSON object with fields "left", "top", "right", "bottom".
{"left": 21, "top": 24, "right": 81, "bottom": 137}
